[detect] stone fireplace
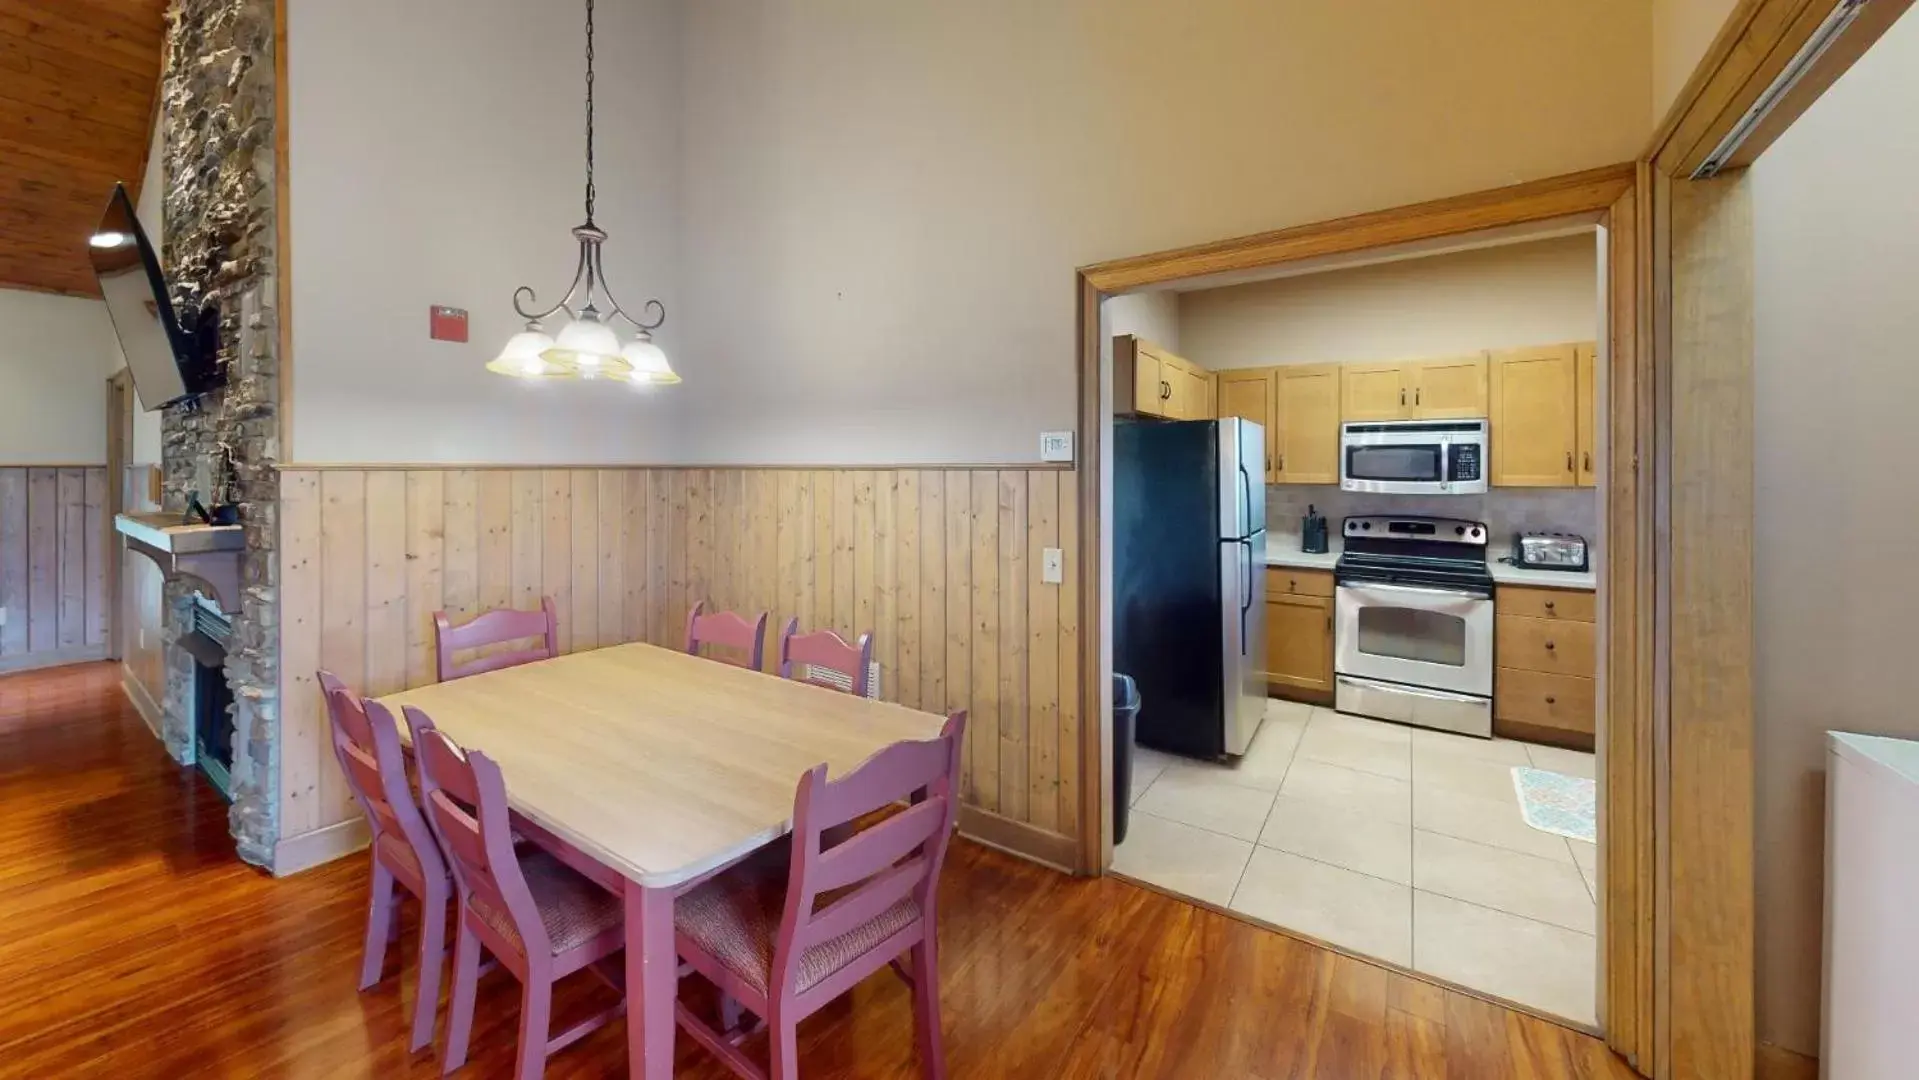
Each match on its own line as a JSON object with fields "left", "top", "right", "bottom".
{"left": 176, "top": 595, "right": 237, "bottom": 800}
{"left": 156, "top": 0, "right": 283, "bottom": 868}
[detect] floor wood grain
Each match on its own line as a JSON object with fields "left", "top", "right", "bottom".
{"left": 0, "top": 663, "right": 1638, "bottom": 1079}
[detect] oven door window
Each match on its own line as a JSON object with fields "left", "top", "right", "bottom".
{"left": 1346, "top": 444, "right": 1442, "bottom": 483}
{"left": 1355, "top": 605, "right": 1467, "bottom": 668}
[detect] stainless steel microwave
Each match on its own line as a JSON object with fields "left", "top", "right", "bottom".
{"left": 1339, "top": 419, "right": 1489, "bottom": 495}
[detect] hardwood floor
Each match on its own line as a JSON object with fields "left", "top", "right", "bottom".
{"left": 0, "top": 663, "right": 1637, "bottom": 1079}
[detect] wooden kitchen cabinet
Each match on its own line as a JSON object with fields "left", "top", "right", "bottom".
{"left": 1341, "top": 362, "right": 1409, "bottom": 421}
{"left": 1115, "top": 335, "right": 1214, "bottom": 421}
{"left": 1494, "top": 584, "right": 1597, "bottom": 750}
{"left": 1340, "top": 356, "right": 1487, "bottom": 422}
{"left": 1576, "top": 343, "right": 1598, "bottom": 487}
{"left": 1216, "top": 368, "right": 1277, "bottom": 480}
{"left": 1488, "top": 344, "right": 1581, "bottom": 487}
{"left": 1274, "top": 364, "right": 1342, "bottom": 484}
{"left": 1265, "top": 590, "right": 1334, "bottom": 701}
{"left": 1411, "top": 355, "right": 1489, "bottom": 418}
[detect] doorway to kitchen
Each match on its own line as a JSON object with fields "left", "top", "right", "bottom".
{"left": 1087, "top": 191, "right": 1636, "bottom": 1032}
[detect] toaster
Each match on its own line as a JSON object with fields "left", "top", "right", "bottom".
{"left": 1511, "top": 532, "right": 1589, "bottom": 572}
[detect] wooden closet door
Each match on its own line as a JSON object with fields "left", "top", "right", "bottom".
{"left": 1489, "top": 345, "right": 1579, "bottom": 487}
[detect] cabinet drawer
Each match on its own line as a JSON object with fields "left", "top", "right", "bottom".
{"left": 1494, "top": 668, "right": 1596, "bottom": 736}
{"left": 1266, "top": 567, "right": 1334, "bottom": 598}
{"left": 1495, "top": 614, "right": 1595, "bottom": 675}
{"left": 1498, "top": 585, "right": 1595, "bottom": 622}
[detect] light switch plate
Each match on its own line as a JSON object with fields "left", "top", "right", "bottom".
{"left": 1041, "top": 547, "right": 1064, "bottom": 584}
{"left": 1040, "top": 431, "right": 1075, "bottom": 463}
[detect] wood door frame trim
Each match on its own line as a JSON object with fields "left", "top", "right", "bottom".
{"left": 1644, "top": 0, "right": 1917, "bottom": 178}
{"left": 1072, "top": 164, "right": 1656, "bottom": 1069}
{"left": 105, "top": 370, "right": 135, "bottom": 663}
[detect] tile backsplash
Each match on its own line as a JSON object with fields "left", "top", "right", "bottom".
{"left": 1266, "top": 486, "right": 1598, "bottom": 552}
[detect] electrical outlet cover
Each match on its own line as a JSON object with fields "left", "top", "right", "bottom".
{"left": 1041, "top": 547, "right": 1064, "bottom": 584}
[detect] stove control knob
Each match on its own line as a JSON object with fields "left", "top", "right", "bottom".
{"left": 1361, "top": 521, "right": 1373, "bottom": 531}
{"left": 1470, "top": 527, "right": 1482, "bottom": 539}
{"left": 1454, "top": 526, "right": 1465, "bottom": 536}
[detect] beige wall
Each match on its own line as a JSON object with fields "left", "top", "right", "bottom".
{"left": 1653, "top": 0, "right": 1740, "bottom": 125}
{"left": 674, "top": 0, "right": 1651, "bottom": 464}
{"left": 1105, "top": 292, "right": 1180, "bottom": 354}
{"left": 0, "top": 291, "right": 120, "bottom": 465}
{"left": 1176, "top": 234, "right": 1600, "bottom": 370}
{"left": 1751, "top": 8, "right": 1919, "bottom": 1057}
{"left": 285, "top": 0, "right": 683, "bottom": 465}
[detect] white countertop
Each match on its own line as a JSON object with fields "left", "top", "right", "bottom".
{"left": 1264, "top": 537, "right": 1596, "bottom": 590}
{"left": 1829, "top": 731, "right": 1919, "bottom": 789}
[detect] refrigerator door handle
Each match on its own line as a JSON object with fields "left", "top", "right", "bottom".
{"left": 1238, "top": 538, "right": 1254, "bottom": 654}
{"left": 1237, "top": 461, "right": 1254, "bottom": 540}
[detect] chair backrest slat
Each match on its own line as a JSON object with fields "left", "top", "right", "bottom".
{"left": 404, "top": 706, "right": 550, "bottom": 961}
{"left": 319, "top": 671, "right": 444, "bottom": 888}
{"left": 685, "top": 601, "right": 769, "bottom": 670}
{"left": 772, "top": 711, "right": 965, "bottom": 995}
{"left": 777, "top": 617, "right": 873, "bottom": 698}
{"left": 435, "top": 598, "right": 559, "bottom": 682}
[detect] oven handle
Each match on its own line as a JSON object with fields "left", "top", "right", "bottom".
{"left": 1338, "top": 581, "right": 1492, "bottom": 609}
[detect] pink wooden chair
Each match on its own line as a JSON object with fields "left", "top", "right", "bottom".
{"left": 672, "top": 711, "right": 967, "bottom": 1080}
{"left": 434, "top": 598, "right": 559, "bottom": 682}
{"left": 685, "top": 600, "right": 769, "bottom": 671}
{"left": 776, "top": 618, "right": 874, "bottom": 698}
{"left": 405, "top": 707, "right": 626, "bottom": 1080}
{"left": 320, "top": 670, "right": 451, "bottom": 1054}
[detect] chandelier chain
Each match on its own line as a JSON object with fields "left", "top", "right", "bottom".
{"left": 584, "top": 0, "right": 597, "bottom": 225}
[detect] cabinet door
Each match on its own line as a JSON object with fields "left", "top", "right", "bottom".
{"left": 1128, "top": 348, "right": 1167, "bottom": 419}
{"left": 1265, "top": 593, "right": 1334, "bottom": 696}
{"left": 1412, "top": 355, "right": 1489, "bottom": 419}
{"left": 1341, "top": 362, "right": 1409, "bottom": 421}
{"left": 1274, "top": 364, "right": 1342, "bottom": 484}
{"left": 1488, "top": 345, "right": 1578, "bottom": 487}
{"left": 1575, "top": 343, "right": 1598, "bottom": 487}
{"left": 1217, "top": 369, "right": 1276, "bottom": 477}
{"left": 1173, "top": 365, "right": 1211, "bottom": 421}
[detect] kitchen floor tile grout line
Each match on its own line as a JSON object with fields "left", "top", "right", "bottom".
{"left": 1410, "top": 886, "right": 1599, "bottom": 941}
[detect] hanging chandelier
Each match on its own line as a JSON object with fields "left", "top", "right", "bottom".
{"left": 488, "top": 0, "right": 678, "bottom": 386}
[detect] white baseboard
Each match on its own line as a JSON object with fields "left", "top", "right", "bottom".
{"left": 273, "top": 817, "right": 371, "bottom": 877}
{"left": 0, "top": 644, "right": 108, "bottom": 675}
{"left": 122, "top": 668, "right": 164, "bottom": 742}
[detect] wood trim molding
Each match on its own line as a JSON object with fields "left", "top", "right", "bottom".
{"left": 274, "top": 461, "right": 1073, "bottom": 473}
{"left": 1074, "top": 275, "right": 1104, "bottom": 875}
{"left": 272, "top": 817, "right": 371, "bottom": 878}
{"left": 957, "top": 805, "right": 1078, "bottom": 874}
{"left": 1645, "top": 0, "right": 1917, "bottom": 178}
{"left": 1664, "top": 172, "right": 1756, "bottom": 1079}
{"left": 1078, "top": 163, "right": 1635, "bottom": 293}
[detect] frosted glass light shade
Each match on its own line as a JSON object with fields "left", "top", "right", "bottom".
{"left": 544, "top": 316, "right": 625, "bottom": 372}
{"left": 621, "top": 336, "right": 680, "bottom": 385}
{"left": 485, "top": 328, "right": 568, "bottom": 378}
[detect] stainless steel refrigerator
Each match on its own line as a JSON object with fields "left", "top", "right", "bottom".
{"left": 1114, "top": 418, "right": 1267, "bottom": 760}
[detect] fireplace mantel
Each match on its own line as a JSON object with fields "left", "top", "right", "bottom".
{"left": 116, "top": 513, "right": 245, "bottom": 614}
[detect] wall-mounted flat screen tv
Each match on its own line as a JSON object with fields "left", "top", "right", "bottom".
{"left": 90, "top": 183, "right": 222, "bottom": 411}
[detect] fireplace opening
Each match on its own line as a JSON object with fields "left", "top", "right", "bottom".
{"left": 180, "top": 598, "right": 236, "bottom": 802}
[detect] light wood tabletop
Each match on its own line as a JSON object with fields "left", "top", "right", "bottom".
{"left": 380, "top": 642, "right": 945, "bottom": 889}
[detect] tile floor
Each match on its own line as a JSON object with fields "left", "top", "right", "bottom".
{"left": 1112, "top": 698, "right": 1600, "bottom": 1025}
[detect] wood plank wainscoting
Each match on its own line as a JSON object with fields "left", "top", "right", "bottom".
{"left": 274, "top": 465, "right": 1083, "bottom": 873}
{"left": 0, "top": 467, "right": 110, "bottom": 674}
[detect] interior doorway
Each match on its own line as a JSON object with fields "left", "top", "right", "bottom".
{"left": 104, "top": 369, "right": 134, "bottom": 662}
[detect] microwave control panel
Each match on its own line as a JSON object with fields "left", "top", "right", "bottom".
{"left": 1448, "top": 442, "right": 1482, "bottom": 482}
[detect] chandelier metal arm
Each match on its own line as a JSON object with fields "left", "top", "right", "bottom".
{"left": 510, "top": 231, "right": 592, "bottom": 323}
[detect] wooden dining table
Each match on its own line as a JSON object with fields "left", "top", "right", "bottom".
{"left": 381, "top": 640, "right": 947, "bottom": 1079}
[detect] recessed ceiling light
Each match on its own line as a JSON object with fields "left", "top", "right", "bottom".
{"left": 89, "top": 231, "right": 131, "bottom": 249}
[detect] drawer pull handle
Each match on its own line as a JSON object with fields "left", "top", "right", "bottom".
{"left": 1544, "top": 640, "right": 1556, "bottom": 651}
{"left": 1545, "top": 695, "right": 1557, "bottom": 705}
{"left": 1544, "top": 600, "right": 1556, "bottom": 612}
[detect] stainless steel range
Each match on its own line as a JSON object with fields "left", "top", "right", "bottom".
{"left": 1333, "top": 515, "right": 1495, "bottom": 738}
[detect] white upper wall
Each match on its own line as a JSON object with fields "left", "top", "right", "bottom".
{"left": 1104, "top": 292, "right": 1180, "bottom": 353}
{"left": 1652, "top": 0, "right": 1739, "bottom": 125}
{"left": 286, "top": 0, "right": 682, "bottom": 464}
{"left": 130, "top": 114, "right": 165, "bottom": 463}
{"left": 1751, "top": 7, "right": 1919, "bottom": 1058}
{"left": 1178, "top": 234, "right": 1601, "bottom": 370}
{"left": 0, "top": 290, "right": 120, "bottom": 464}
{"left": 668, "top": 0, "right": 1650, "bottom": 464}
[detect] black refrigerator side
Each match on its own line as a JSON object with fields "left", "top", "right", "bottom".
{"left": 1113, "top": 420, "right": 1227, "bottom": 760}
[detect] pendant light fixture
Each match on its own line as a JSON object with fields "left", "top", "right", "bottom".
{"left": 487, "top": 0, "right": 679, "bottom": 386}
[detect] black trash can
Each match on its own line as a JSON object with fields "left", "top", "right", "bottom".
{"left": 1112, "top": 673, "right": 1141, "bottom": 845}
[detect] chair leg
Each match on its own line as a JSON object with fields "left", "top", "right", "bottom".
{"left": 359, "top": 862, "right": 397, "bottom": 991}
{"left": 442, "top": 924, "right": 482, "bottom": 1076}
{"left": 410, "top": 892, "right": 449, "bottom": 1053}
{"left": 515, "top": 975, "right": 553, "bottom": 1080}
{"left": 769, "top": 1015, "right": 801, "bottom": 1080}
{"left": 911, "top": 939, "right": 946, "bottom": 1080}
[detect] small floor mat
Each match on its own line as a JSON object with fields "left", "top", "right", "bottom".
{"left": 1511, "top": 767, "right": 1597, "bottom": 843}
